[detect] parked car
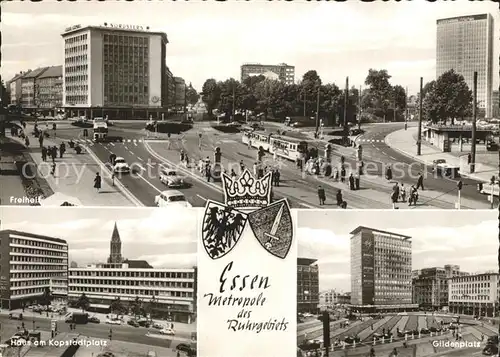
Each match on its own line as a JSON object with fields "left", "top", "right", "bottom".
{"left": 8, "top": 313, "right": 23, "bottom": 320}
{"left": 176, "top": 343, "right": 195, "bottom": 353}
{"left": 153, "top": 322, "right": 164, "bottom": 330}
{"left": 138, "top": 320, "right": 152, "bottom": 328}
{"left": 159, "top": 328, "right": 175, "bottom": 335}
{"left": 127, "top": 319, "right": 140, "bottom": 327}
{"left": 106, "top": 319, "right": 122, "bottom": 325}
{"left": 88, "top": 316, "right": 100, "bottom": 324}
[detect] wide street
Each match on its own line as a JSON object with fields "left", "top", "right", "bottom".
{"left": 0, "top": 314, "right": 189, "bottom": 349}
{"left": 33, "top": 119, "right": 495, "bottom": 209}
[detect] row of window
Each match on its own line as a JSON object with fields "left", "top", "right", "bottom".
{"left": 66, "top": 75, "right": 88, "bottom": 83}
{"left": 65, "top": 65, "right": 88, "bottom": 74}
{"left": 69, "top": 286, "right": 193, "bottom": 298}
{"left": 65, "top": 55, "right": 88, "bottom": 64}
{"left": 70, "top": 270, "right": 194, "bottom": 279}
{"left": 65, "top": 45, "right": 88, "bottom": 54}
{"left": 65, "top": 34, "right": 88, "bottom": 44}
{"left": 66, "top": 95, "right": 88, "bottom": 104}
{"left": 103, "top": 34, "right": 149, "bottom": 45}
{"left": 11, "top": 256, "right": 67, "bottom": 264}
{"left": 68, "top": 279, "right": 193, "bottom": 289}
{"left": 11, "top": 287, "right": 46, "bottom": 297}
{"left": 11, "top": 280, "right": 55, "bottom": 288}
{"left": 10, "top": 238, "right": 67, "bottom": 251}
{"left": 11, "top": 272, "right": 67, "bottom": 280}
{"left": 65, "top": 85, "right": 89, "bottom": 93}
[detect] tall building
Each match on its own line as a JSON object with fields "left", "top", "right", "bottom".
{"left": 297, "top": 258, "right": 319, "bottom": 314}
{"left": 492, "top": 90, "right": 499, "bottom": 118}
{"left": 448, "top": 272, "right": 499, "bottom": 317}
{"left": 350, "top": 226, "right": 417, "bottom": 313}
{"left": 61, "top": 24, "right": 169, "bottom": 119}
{"left": 0, "top": 229, "right": 68, "bottom": 309}
{"left": 412, "top": 265, "right": 469, "bottom": 310}
{"left": 107, "top": 222, "right": 123, "bottom": 264}
{"left": 21, "top": 67, "right": 49, "bottom": 109}
{"left": 240, "top": 63, "right": 295, "bottom": 85}
{"left": 174, "top": 77, "right": 186, "bottom": 110}
{"left": 164, "top": 66, "right": 175, "bottom": 110}
{"left": 436, "top": 14, "right": 494, "bottom": 117}
{"left": 36, "top": 65, "right": 63, "bottom": 114}
{"left": 68, "top": 223, "right": 197, "bottom": 323}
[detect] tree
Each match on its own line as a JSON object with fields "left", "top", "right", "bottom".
{"left": 76, "top": 293, "right": 90, "bottom": 312}
{"left": 423, "top": 69, "right": 472, "bottom": 124}
{"left": 147, "top": 295, "right": 157, "bottom": 322}
{"left": 185, "top": 84, "right": 199, "bottom": 106}
{"left": 110, "top": 297, "right": 126, "bottom": 315}
{"left": 1, "top": 80, "right": 10, "bottom": 107}
{"left": 131, "top": 296, "right": 143, "bottom": 316}
{"left": 201, "top": 79, "right": 221, "bottom": 115}
{"left": 364, "top": 69, "right": 393, "bottom": 118}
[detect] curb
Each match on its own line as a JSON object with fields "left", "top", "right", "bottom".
{"left": 85, "top": 145, "right": 145, "bottom": 207}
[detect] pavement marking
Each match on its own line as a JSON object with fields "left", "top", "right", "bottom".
{"left": 389, "top": 156, "right": 397, "bottom": 160}
{"left": 109, "top": 143, "right": 115, "bottom": 146}
{"left": 137, "top": 157, "right": 144, "bottom": 161}
{"left": 196, "top": 194, "right": 207, "bottom": 201}
{"left": 376, "top": 147, "right": 381, "bottom": 151}
{"left": 136, "top": 173, "right": 163, "bottom": 194}
{"left": 134, "top": 142, "right": 138, "bottom": 146}
{"left": 127, "top": 139, "right": 132, "bottom": 143}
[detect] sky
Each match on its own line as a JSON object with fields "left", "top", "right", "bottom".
{"left": 0, "top": 207, "right": 198, "bottom": 268}
{"left": 1, "top": 0, "right": 499, "bottom": 95}
{"left": 298, "top": 210, "right": 498, "bottom": 293}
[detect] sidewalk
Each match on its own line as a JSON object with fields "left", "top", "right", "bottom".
{"left": 386, "top": 127, "right": 498, "bottom": 183}
{"left": 73, "top": 337, "right": 179, "bottom": 357}
{"left": 6, "top": 123, "right": 137, "bottom": 207}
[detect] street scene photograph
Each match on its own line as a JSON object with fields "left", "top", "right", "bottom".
{"left": 0, "top": 1, "right": 498, "bottom": 209}
{"left": 296, "top": 209, "right": 498, "bottom": 357}
{"left": 0, "top": 207, "right": 197, "bottom": 357}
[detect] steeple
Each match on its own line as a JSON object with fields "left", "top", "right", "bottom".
{"left": 107, "top": 222, "right": 123, "bottom": 264}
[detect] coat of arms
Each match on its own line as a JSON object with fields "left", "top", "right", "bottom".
{"left": 201, "top": 169, "right": 293, "bottom": 260}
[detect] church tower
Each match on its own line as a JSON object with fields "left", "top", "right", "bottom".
{"left": 107, "top": 222, "right": 123, "bottom": 264}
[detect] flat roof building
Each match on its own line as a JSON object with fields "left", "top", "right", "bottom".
{"left": 448, "top": 272, "right": 499, "bottom": 317}
{"left": 0, "top": 230, "right": 68, "bottom": 310}
{"left": 297, "top": 258, "right": 319, "bottom": 314}
{"left": 350, "top": 226, "right": 417, "bottom": 313}
{"left": 61, "top": 24, "right": 169, "bottom": 120}
{"left": 436, "top": 14, "right": 494, "bottom": 117}
{"left": 241, "top": 63, "right": 295, "bottom": 85}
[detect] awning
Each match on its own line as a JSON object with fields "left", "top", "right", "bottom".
{"left": 40, "top": 192, "right": 82, "bottom": 207}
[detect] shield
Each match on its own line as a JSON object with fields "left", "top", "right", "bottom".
{"left": 247, "top": 199, "right": 293, "bottom": 259}
{"left": 201, "top": 200, "right": 248, "bottom": 260}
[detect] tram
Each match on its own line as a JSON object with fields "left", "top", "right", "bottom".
{"left": 242, "top": 129, "right": 308, "bottom": 161}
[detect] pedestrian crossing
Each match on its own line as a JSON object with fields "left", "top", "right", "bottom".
{"left": 357, "top": 139, "right": 385, "bottom": 143}
{"left": 75, "top": 138, "right": 145, "bottom": 145}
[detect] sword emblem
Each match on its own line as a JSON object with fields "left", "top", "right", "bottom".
{"left": 264, "top": 202, "right": 284, "bottom": 249}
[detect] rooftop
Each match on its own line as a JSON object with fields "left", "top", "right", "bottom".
{"left": 0, "top": 229, "right": 67, "bottom": 245}
{"left": 61, "top": 24, "right": 168, "bottom": 43}
{"left": 22, "top": 67, "right": 49, "bottom": 79}
{"left": 437, "top": 13, "right": 489, "bottom": 24}
{"left": 349, "top": 226, "right": 412, "bottom": 240}
{"left": 298, "top": 257, "right": 317, "bottom": 266}
{"left": 38, "top": 65, "right": 62, "bottom": 79}
{"left": 9, "top": 71, "right": 30, "bottom": 83}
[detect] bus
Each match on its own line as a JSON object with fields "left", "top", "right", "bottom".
{"left": 93, "top": 121, "right": 108, "bottom": 141}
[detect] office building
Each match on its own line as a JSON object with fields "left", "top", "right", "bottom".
{"left": 164, "top": 66, "right": 175, "bottom": 110}
{"left": 0, "top": 229, "right": 68, "bottom": 309}
{"left": 436, "top": 14, "right": 494, "bottom": 117}
{"left": 412, "top": 265, "right": 469, "bottom": 310}
{"left": 241, "top": 63, "right": 295, "bottom": 85}
{"left": 350, "top": 226, "right": 417, "bottom": 313}
{"left": 297, "top": 258, "right": 319, "bottom": 314}
{"left": 174, "top": 77, "right": 186, "bottom": 110}
{"left": 319, "top": 290, "right": 351, "bottom": 309}
{"left": 21, "top": 67, "right": 49, "bottom": 109}
{"left": 448, "top": 272, "right": 499, "bottom": 317}
{"left": 61, "top": 24, "right": 168, "bottom": 119}
{"left": 492, "top": 90, "right": 499, "bottom": 118}
{"left": 68, "top": 223, "right": 197, "bottom": 323}
{"left": 36, "top": 65, "right": 63, "bottom": 114}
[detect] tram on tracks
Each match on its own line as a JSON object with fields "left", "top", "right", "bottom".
{"left": 241, "top": 129, "right": 308, "bottom": 161}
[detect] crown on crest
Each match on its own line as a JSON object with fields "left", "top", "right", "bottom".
{"left": 222, "top": 169, "right": 272, "bottom": 209}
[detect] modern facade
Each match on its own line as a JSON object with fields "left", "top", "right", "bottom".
{"left": 436, "top": 14, "right": 494, "bottom": 117}
{"left": 36, "top": 65, "right": 63, "bottom": 114}
{"left": 297, "top": 258, "right": 319, "bottom": 314}
{"left": 319, "top": 290, "right": 350, "bottom": 309}
{"left": 448, "top": 272, "right": 499, "bottom": 317}
{"left": 61, "top": 24, "right": 169, "bottom": 119}
{"left": 350, "top": 226, "right": 417, "bottom": 313}
{"left": 9, "top": 71, "right": 31, "bottom": 105}
{"left": 241, "top": 63, "right": 295, "bottom": 85}
{"left": 67, "top": 223, "right": 197, "bottom": 323}
{"left": 174, "top": 77, "right": 186, "bottom": 110}
{"left": 492, "top": 90, "right": 499, "bottom": 118}
{"left": 412, "top": 265, "right": 469, "bottom": 310}
{"left": 21, "top": 67, "right": 49, "bottom": 109}
{"left": 164, "top": 66, "right": 175, "bottom": 110}
{"left": 0, "top": 230, "right": 68, "bottom": 310}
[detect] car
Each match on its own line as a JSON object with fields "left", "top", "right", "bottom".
{"left": 127, "top": 319, "right": 140, "bottom": 327}
{"left": 159, "top": 169, "right": 186, "bottom": 188}
{"left": 153, "top": 322, "right": 164, "bottom": 330}
{"left": 106, "top": 319, "right": 122, "bottom": 325}
{"left": 8, "top": 313, "right": 23, "bottom": 320}
{"left": 88, "top": 316, "right": 100, "bottom": 323}
{"left": 483, "top": 343, "right": 498, "bottom": 356}
{"left": 429, "top": 327, "right": 441, "bottom": 333}
{"left": 138, "top": 320, "right": 152, "bottom": 328}
{"left": 8, "top": 335, "right": 27, "bottom": 347}
{"left": 155, "top": 190, "right": 192, "bottom": 208}
{"left": 159, "top": 328, "right": 175, "bottom": 335}
{"left": 226, "top": 121, "right": 241, "bottom": 127}
{"left": 113, "top": 157, "right": 130, "bottom": 173}
{"left": 420, "top": 328, "right": 430, "bottom": 334}
{"left": 176, "top": 343, "right": 195, "bottom": 353}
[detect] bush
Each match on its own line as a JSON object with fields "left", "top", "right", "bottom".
{"left": 211, "top": 125, "right": 241, "bottom": 134}
{"left": 146, "top": 122, "right": 192, "bottom": 134}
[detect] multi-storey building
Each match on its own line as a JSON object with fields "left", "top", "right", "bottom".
{"left": 61, "top": 23, "right": 169, "bottom": 119}
{"left": 0, "top": 229, "right": 68, "bottom": 309}
{"left": 319, "top": 290, "right": 351, "bottom": 309}
{"left": 436, "top": 14, "right": 494, "bottom": 117}
{"left": 350, "top": 226, "right": 417, "bottom": 313}
{"left": 241, "top": 63, "right": 295, "bottom": 85}
{"left": 174, "top": 77, "right": 186, "bottom": 110}
{"left": 36, "top": 65, "right": 63, "bottom": 114}
{"left": 21, "top": 67, "right": 49, "bottom": 110}
{"left": 9, "top": 71, "right": 31, "bottom": 106}
{"left": 68, "top": 222, "right": 197, "bottom": 323}
{"left": 492, "top": 90, "right": 499, "bottom": 118}
{"left": 164, "top": 66, "right": 175, "bottom": 110}
{"left": 412, "top": 265, "right": 469, "bottom": 310}
{"left": 448, "top": 272, "right": 499, "bottom": 317}
{"left": 297, "top": 258, "right": 319, "bottom": 314}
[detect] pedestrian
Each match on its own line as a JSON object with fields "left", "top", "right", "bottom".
{"left": 393, "top": 182, "right": 400, "bottom": 201}
{"left": 230, "top": 169, "right": 237, "bottom": 178}
{"left": 38, "top": 134, "right": 44, "bottom": 148}
{"left": 205, "top": 165, "right": 212, "bottom": 182}
{"left": 349, "top": 173, "right": 355, "bottom": 190}
{"left": 177, "top": 352, "right": 180, "bottom": 357}
{"left": 336, "top": 190, "right": 343, "bottom": 206}
{"left": 274, "top": 169, "right": 280, "bottom": 186}
{"left": 51, "top": 162, "right": 56, "bottom": 176}
{"left": 239, "top": 160, "right": 245, "bottom": 172}
{"left": 416, "top": 172, "right": 424, "bottom": 190}
{"left": 340, "top": 167, "right": 346, "bottom": 183}
{"left": 25, "top": 136, "right": 30, "bottom": 147}
{"left": 257, "top": 165, "right": 264, "bottom": 179}
{"left": 409, "top": 185, "right": 418, "bottom": 206}
{"left": 185, "top": 154, "right": 189, "bottom": 167}
{"left": 467, "top": 153, "right": 471, "bottom": 165}
{"left": 51, "top": 146, "right": 58, "bottom": 162}
{"left": 41, "top": 146, "right": 47, "bottom": 162}
{"left": 317, "top": 185, "right": 326, "bottom": 205}
{"left": 94, "top": 172, "right": 102, "bottom": 193}
{"left": 392, "top": 347, "right": 398, "bottom": 356}
{"left": 59, "top": 142, "right": 66, "bottom": 158}
{"left": 253, "top": 162, "right": 258, "bottom": 177}
{"left": 180, "top": 150, "right": 185, "bottom": 162}
{"left": 391, "top": 191, "right": 399, "bottom": 209}
{"left": 386, "top": 165, "right": 393, "bottom": 180}
{"left": 400, "top": 183, "right": 406, "bottom": 202}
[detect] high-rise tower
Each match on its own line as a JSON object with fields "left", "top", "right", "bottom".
{"left": 107, "top": 222, "right": 123, "bottom": 264}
